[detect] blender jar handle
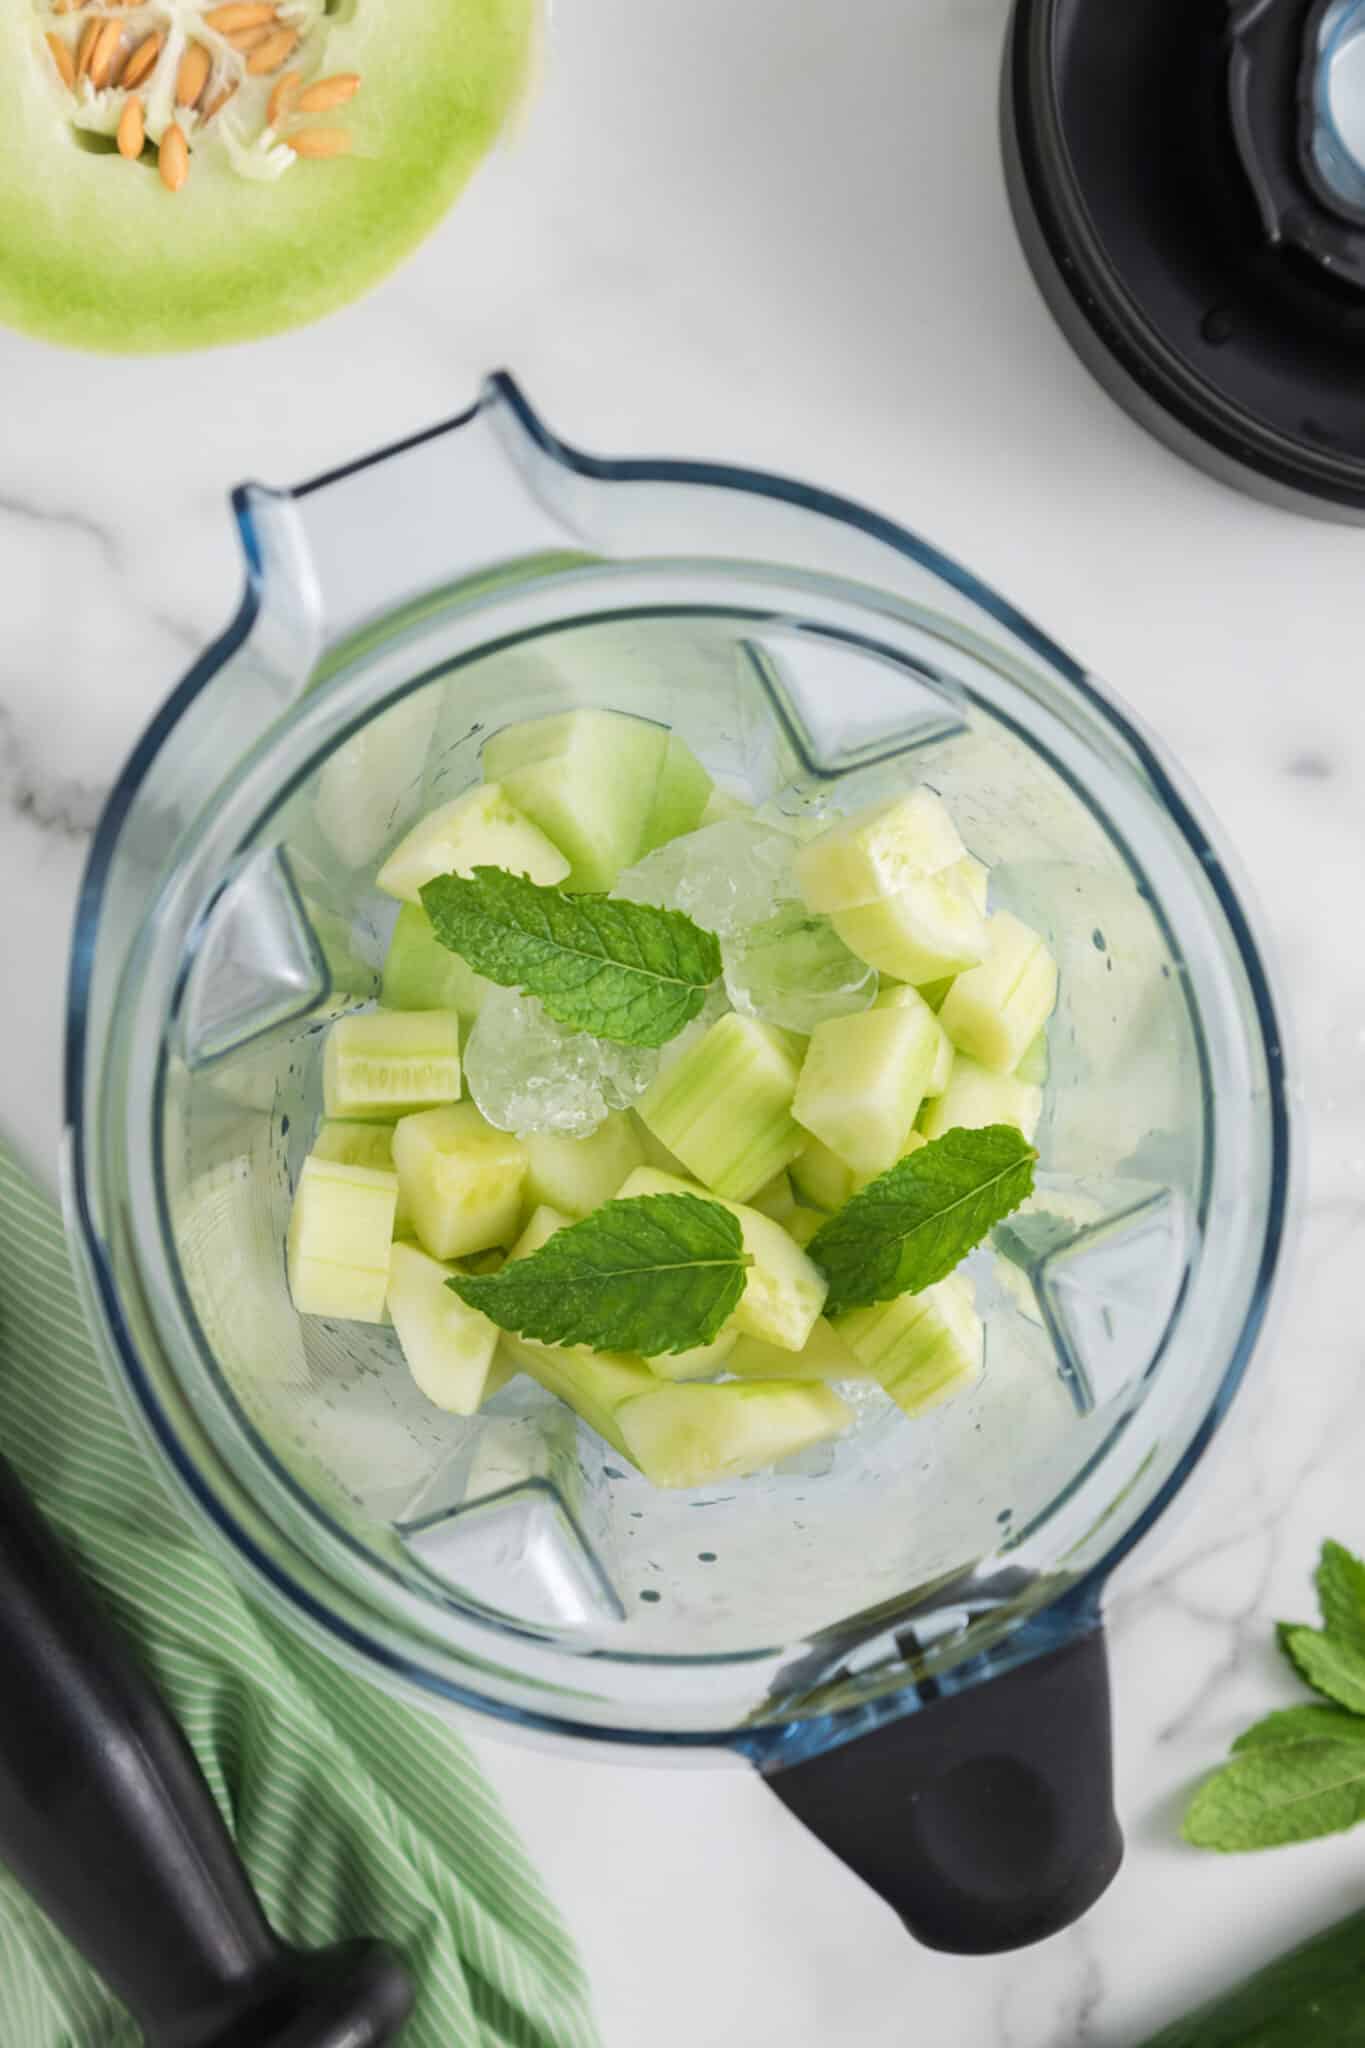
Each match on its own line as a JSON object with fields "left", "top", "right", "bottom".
{"left": 0, "top": 1451, "right": 412, "bottom": 2048}
{"left": 764, "top": 1622, "right": 1122, "bottom": 1954}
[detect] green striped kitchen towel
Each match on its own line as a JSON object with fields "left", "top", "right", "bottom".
{"left": 0, "top": 1139, "right": 601, "bottom": 2048}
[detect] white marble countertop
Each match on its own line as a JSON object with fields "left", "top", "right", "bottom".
{"left": 3, "top": 0, "right": 1364, "bottom": 2041}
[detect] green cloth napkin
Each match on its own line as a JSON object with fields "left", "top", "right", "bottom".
{"left": 0, "top": 1140, "right": 601, "bottom": 2048}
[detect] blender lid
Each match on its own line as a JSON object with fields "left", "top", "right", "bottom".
{"left": 1002, "top": 0, "right": 1365, "bottom": 520}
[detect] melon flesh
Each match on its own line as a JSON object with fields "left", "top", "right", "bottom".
{"left": 2, "top": 0, "right": 537, "bottom": 352}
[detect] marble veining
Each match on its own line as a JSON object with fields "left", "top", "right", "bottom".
{"left": 1, "top": 0, "right": 1363, "bottom": 2043}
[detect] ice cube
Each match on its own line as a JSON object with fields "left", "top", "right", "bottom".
{"left": 723, "top": 904, "right": 877, "bottom": 1034}
{"left": 612, "top": 820, "right": 800, "bottom": 936}
{"left": 464, "top": 987, "right": 660, "bottom": 1139}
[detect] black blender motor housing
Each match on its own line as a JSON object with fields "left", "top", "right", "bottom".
{"left": 1003, "top": 0, "right": 1365, "bottom": 519}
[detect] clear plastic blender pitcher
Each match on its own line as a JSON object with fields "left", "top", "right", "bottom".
{"left": 65, "top": 375, "right": 1292, "bottom": 1954}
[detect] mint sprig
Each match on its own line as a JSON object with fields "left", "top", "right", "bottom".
{"left": 448, "top": 1193, "right": 749, "bottom": 1355}
{"left": 808, "top": 1125, "right": 1037, "bottom": 1316}
{"left": 1185, "top": 1539, "right": 1365, "bottom": 1851}
{"left": 421, "top": 868, "right": 721, "bottom": 1049}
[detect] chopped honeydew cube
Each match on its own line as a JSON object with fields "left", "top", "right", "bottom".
{"left": 636, "top": 1013, "right": 807, "bottom": 1203}
{"left": 831, "top": 870, "right": 988, "bottom": 986}
{"left": 796, "top": 789, "right": 967, "bottom": 912}
{"left": 482, "top": 708, "right": 671, "bottom": 892}
{"left": 875, "top": 981, "right": 955, "bottom": 1096}
{"left": 791, "top": 1137, "right": 860, "bottom": 1214}
{"left": 939, "top": 911, "right": 1059, "bottom": 1074}
{"left": 617, "top": 1380, "right": 851, "bottom": 1490}
{"left": 381, "top": 903, "right": 494, "bottom": 1026}
{"left": 918, "top": 1055, "right": 1042, "bottom": 1144}
{"left": 638, "top": 734, "right": 714, "bottom": 852}
{"left": 522, "top": 1113, "right": 646, "bottom": 1220}
{"left": 287, "top": 1158, "right": 398, "bottom": 1324}
{"left": 323, "top": 1009, "right": 462, "bottom": 1122}
{"left": 376, "top": 782, "right": 569, "bottom": 903}
{"left": 387, "top": 1241, "right": 500, "bottom": 1414}
{"left": 392, "top": 1103, "right": 527, "bottom": 1260}
{"left": 833, "top": 1271, "right": 984, "bottom": 1417}
{"left": 728, "top": 1317, "right": 871, "bottom": 1382}
{"left": 794, "top": 1005, "right": 940, "bottom": 1182}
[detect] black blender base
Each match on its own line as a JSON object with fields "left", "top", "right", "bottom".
{"left": 210, "top": 1944, "right": 414, "bottom": 2048}
{"left": 1002, "top": 0, "right": 1365, "bottom": 522}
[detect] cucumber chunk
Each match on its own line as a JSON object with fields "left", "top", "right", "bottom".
{"left": 387, "top": 1241, "right": 500, "bottom": 1414}
{"left": 794, "top": 1005, "right": 940, "bottom": 1182}
{"left": 310, "top": 1120, "right": 411, "bottom": 1233}
{"left": 392, "top": 1102, "right": 527, "bottom": 1260}
{"left": 1015, "top": 1029, "right": 1050, "bottom": 1087}
{"left": 287, "top": 1158, "right": 398, "bottom": 1324}
{"left": 376, "top": 782, "right": 569, "bottom": 904}
{"left": 381, "top": 904, "right": 494, "bottom": 1026}
{"left": 790, "top": 1137, "right": 859, "bottom": 1214}
{"left": 522, "top": 1112, "right": 645, "bottom": 1220}
{"left": 728, "top": 1317, "right": 870, "bottom": 1382}
{"left": 796, "top": 790, "right": 967, "bottom": 913}
{"left": 636, "top": 1013, "right": 807, "bottom": 1202}
{"left": 939, "top": 911, "right": 1059, "bottom": 1074}
{"left": 875, "top": 981, "right": 955, "bottom": 1095}
{"left": 323, "top": 1009, "right": 462, "bottom": 1122}
{"left": 638, "top": 735, "right": 714, "bottom": 853}
{"left": 833, "top": 1271, "right": 984, "bottom": 1416}
{"left": 831, "top": 868, "right": 989, "bottom": 986}
{"left": 918, "top": 1054, "right": 1042, "bottom": 1143}
{"left": 617, "top": 1380, "right": 852, "bottom": 1489}
{"left": 617, "top": 1165, "right": 828, "bottom": 1353}
{"left": 482, "top": 709, "right": 670, "bottom": 892}
{"left": 628, "top": 1109, "right": 694, "bottom": 1179}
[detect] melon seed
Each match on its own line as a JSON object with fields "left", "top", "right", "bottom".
{"left": 289, "top": 126, "right": 351, "bottom": 157}
{"left": 267, "top": 68, "right": 301, "bottom": 126}
{"left": 247, "top": 26, "right": 298, "bottom": 74}
{"left": 88, "top": 15, "right": 124, "bottom": 87}
{"left": 116, "top": 92, "right": 143, "bottom": 158}
{"left": 295, "top": 73, "right": 360, "bottom": 113}
{"left": 160, "top": 121, "right": 189, "bottom": 191}
{"left": 74, "top": 15, "right": 101, "bottom": 79}
{"left": 119, "top": 29, "right": 161, "bottom": 86}
{"left": 203, "top": 2, "right": 276, "bottom": 29}
{"left": 45, "top": 31, "right": 75, "bottom": 88}
{"left": 175, "top": 41, "right": 211, "bottom": 106}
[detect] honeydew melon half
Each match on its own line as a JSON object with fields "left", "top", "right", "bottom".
{"left": 2, "top": 0, "right": 536, "bottom": 352}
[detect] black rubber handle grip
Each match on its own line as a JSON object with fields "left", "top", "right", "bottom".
{"left": 766, "top": 1625, "right": 1122, "bottom": 1954}
{"left": 0, "top": 1450, "right": 413, "bottom": 2047}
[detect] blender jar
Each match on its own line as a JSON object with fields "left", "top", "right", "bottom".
{"left": 65, "top": 375, "right": 1291, "bottom": 1954}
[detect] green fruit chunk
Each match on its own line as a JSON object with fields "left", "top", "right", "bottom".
{"left": 287, "top": 1157, "right": 397, "bottom": 1323}
{"left": 310, "top": 1118, "right": 411, "bottom": 1231}
{"left": 1015, "top": 1029, "right": 1050, "bottom": 1086}
{"left": 645, "top": 1330, "right": 740, "bottom": 1383}
{"left": 918, "top": 1053, "right": 1042, "bottom": 1143}
{"left": 939, "top": 911, "right": 1059, "bottom": 1075}
{"left": 629, "top": 1110, "right": 692, "bottom": 1178}
{"left": 638, "top": 736, "right": 714, "bottom": 853}
{"left": 749, "top": 1170, "right": 796, "bottom": 1223}
{"left": 617, "top": 1380, "right": 851, "bottom": 1490}
{"left": 617, "top": 1166, "right": 828, "bottom": 1353}
{"left": 728, "top": 1318, "right": 870, "bottom": 1383}
{"left": 796, "top": 790, "right": 967, "bottom": 912}
{"left": 794, "top": 1006, "right": 940, "bottom": 1182}
{"left": 832, "top": 868, "right": 989, "bottom": 986}
{"left": 875, "top": 981, "right": 955, "bottom": 1095}
{"left": 387, "top": 1241, "right": 500, "bottom": 1414}
{"left": 482, "top": 709, "right": 671, "bottom": 892}
{"left": 381, "top": 904, "right": 494, "bottom": 1026}
{"left": 786, "top": 1204, "right": 826, "bottom": 1248}
{"left": 834, "top": 1271, "right": 983, "bottom": 1416}
{"left": 3, "top": 1, "right": 536, "bottom": 353}
{"left": 636, "top": 1012, "right": 806, "bottom": 1202}
{"left": 790, "top": 1137, "right": 860, "bottom": 1213}
{"left": 323, "top": 1009, "right": 461, "bottom": 1122}
{"left": 377, "top": 784, "right": 568, "bottom": 904}
{"left": 522, "top": 1112, "right": 645, "bottom": 1220}
{"left": 392, "top": 1102, "right": 526, "bottom": 1259}
{"left": 700, "top": 788, "right": 756, "bottom": 827}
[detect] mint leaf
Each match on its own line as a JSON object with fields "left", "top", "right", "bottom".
{"left": 448, "top": 1193, "right": 749, "bottom": 1354}
{"left": 808, "top": 1125, "right": 1036, "bottom": 1316}
{"left": 1184, "top": 1729, "right": 1365, "bottom": 1851}
{"left": 421, "top": 868, "right": 721, "bottom": 1048}
{"left": 1317, "top": 1539, "right": 1365, "bottom": 1655}
{"left": 1232, "top": 1705, "right": 1365, "bottom": 1753}
{"left": 1282, "top": 1627, "right": 1365, "bottom": 1715}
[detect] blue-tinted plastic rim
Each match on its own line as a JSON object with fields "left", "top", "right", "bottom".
{"left": 63, "top": 372, "right": 1294, "bottom": 1756}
